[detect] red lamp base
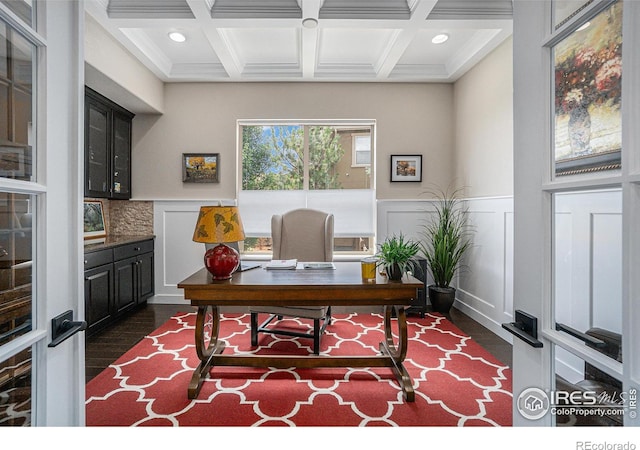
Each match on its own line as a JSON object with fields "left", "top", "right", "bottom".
{"left": 204, "top": 243, "right": 240, "bottom": 280}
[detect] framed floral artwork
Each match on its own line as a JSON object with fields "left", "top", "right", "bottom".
{"left": 553, "top": 1, "right": 622, "bottom": 176}
{"left": 390, "top": 154, "right": 422, "bottom": 182}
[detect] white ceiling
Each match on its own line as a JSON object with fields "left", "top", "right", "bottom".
{"left": 85, "top": 0, "right": 513, "bottom": 83}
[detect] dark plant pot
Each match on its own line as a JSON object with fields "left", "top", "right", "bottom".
{"left": 387, "top": 263, "right": 403, "bottom": 281}
{"left": 428, "top": 285, "right": 456, "bottom": 315}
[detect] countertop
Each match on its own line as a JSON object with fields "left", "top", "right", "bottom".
{"left": 84, "top": 234, "right": 155, "bottom": 253}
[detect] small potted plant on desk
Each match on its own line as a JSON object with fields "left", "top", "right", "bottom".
{"left": 419, "top": 186, "right": 473, "bottom": 317}
{"left": 376, "top": 233, "right": 421, "bottom": 281}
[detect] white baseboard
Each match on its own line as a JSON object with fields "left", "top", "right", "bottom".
{"left": 453, "top": 299, "right": 513, "bottom": 344}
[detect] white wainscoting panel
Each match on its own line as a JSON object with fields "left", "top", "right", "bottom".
{"left": 154, "top": 197, "right": 515, "bottom": 341}
{"left": 553, "top": 189, "right": 622, "bottom": 383}
{"left": 152, "top": 192, "right": 621, "bottom": 361}
{"left": 152, "top": 200, "right": 237, "bottom": 303}
{"left": 377, "top": 197, "right": 514, "bottom": 342}
{"left": 457, "top": 198, "right": 514, "bottom": 339}
{"left": 554, "top": 189, "right": 622, "bottom": 334}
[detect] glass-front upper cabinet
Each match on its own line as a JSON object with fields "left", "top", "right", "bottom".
{"left": 84, "top": 87, "right": 134, "bottom": 199}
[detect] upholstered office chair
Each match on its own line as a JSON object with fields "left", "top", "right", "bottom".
{"left": 250, "top": 208, "right": 334, "bottom": 354}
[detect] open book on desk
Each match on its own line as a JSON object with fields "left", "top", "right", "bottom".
{"left": 265, "top": 259, "right": 297, "bottom": 270}
{"left": 303, "top": 262, "right": 336, "bottom": 270}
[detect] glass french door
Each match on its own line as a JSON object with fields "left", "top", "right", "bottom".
{"left": 0, "top": 1, "right": 84, "bottom": 426}
{"left": 512, "top": 0, "right": 639, "bottom": 427}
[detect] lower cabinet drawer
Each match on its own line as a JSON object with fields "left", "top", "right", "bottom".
{"left": 113, "top": 239, "right": 154, "bottom": 260}
{"left": 85, "top": 249, "right": 113, "bottom": 270}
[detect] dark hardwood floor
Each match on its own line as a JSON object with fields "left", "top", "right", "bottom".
{"left": 85, "top": 303, "right": 512, "bottom": 383}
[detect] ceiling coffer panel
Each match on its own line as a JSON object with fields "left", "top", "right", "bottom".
{"left": 427, "top": 0, "right": 513, "bottom": 20}
{"left": 107, "top": 0, "right": 195, "bottom": 18}
{"left": 319, "top": 0, "right": 411, "bottom": 19}
{"left": 210, "top": 0, "right": 302, "bottom": 18}
{"left": 88, "top": 0, "right": 513, "bottom": 83}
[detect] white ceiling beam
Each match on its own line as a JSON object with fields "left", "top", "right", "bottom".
{"left": 301, "top": 27, "right": 318, "bottom": 79}
{"left": 185, "top": 0, "right": 242, "bottom": 79}
{"left": 299, "top": 0, "right": 322, "bottom": 78}
{"left": 375, "top": 29, "right": 415, "bottom": 79}
{"left": 375, "top": 0, "right": 438, "bottom": 79}
{"left": 85, "top": 0, "right": 173, "bottom": 81}
{"left": 184, "top": 0, "right": 212, "bottom": 21}
{"left": 445, "top": 26, "right": 512, "bottom": 81}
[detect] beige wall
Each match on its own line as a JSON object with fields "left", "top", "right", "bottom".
{"left": 453, "top": 36, "right": 513, "bottom": 198}
{"left": 131, "top": 82, "right": 454, "bottom": 200}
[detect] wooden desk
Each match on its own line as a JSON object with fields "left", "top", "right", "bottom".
{"left": 178, "top": 262, "right": 422, "bottom": 401}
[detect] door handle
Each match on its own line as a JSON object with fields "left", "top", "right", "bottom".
{"left": 555, "top": 323, "right": 606, "bottom": 348}
{"left": 48, "top": 310, "right": 87, "bottom": 347}
{"left": 502, "top": 309, "right": 543, "bottom": 348}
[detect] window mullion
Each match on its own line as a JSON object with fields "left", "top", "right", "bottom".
{"left": 303, "top": 125, "right": 309, "bottom": 191}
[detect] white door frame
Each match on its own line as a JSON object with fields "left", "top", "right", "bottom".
{"left": 512, "top": 0, "right": 639, "bottom": 427}
{"left": 39, "top": 0, "right": 85, "bottom": 426}
{"left": 0, "top": 0, "right": 85, "bottom": 426}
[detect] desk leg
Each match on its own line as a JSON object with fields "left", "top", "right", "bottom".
{"left": 380, "top": 306, "right": 414, "bottom": 402}
{"left": 188, "top": 305, "right": 226, "bottom": 399}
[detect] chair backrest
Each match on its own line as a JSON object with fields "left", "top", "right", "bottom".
{"left": 271, "top": 208, "right": 334, "bottom": 262}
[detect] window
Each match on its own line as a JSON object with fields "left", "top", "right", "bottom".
{"left": 352, "top": 133, "right": 371, "bottom": 167}
{"left": 239, "top": 121, "right": 375, "bottom": 256}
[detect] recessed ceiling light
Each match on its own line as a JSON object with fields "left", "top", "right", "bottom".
{"left": 432, "top": 34, "right": 449, "bottom": 44}
{"left": 168, "top": 31, "right": 186, "bottom": 43}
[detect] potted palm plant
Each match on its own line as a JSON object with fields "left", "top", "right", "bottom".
{"left": 376, "top": 233, "right": 421, "bottom": 281}
{"left": 419, "top": 187, "right": 473, "bottom": 316}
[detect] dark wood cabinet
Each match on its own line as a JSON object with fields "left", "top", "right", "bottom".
{"left": 85, "top": 87, "right": 134, "bottom": 199}
{"left": 84, "top": 238, "right": 154, "bottom": 336}
{"left": 84, "top": 261, "right": 114, "bottom": 335}
{"left": 114, "top": 257, "right": 137, "bottom": 313}
{"left": 113, "top": 240, "right": 154, "bottom": 314}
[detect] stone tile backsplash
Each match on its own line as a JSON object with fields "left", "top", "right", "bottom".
{"left": 109, "top": 200, "right": 154, "bottom": 235}
{"left": 85, "top": 198, "right": 154, "bottom": 236}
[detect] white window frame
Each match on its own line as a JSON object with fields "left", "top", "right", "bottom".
{"left": 351, "top": 132, "right": 371, "bottom": 168}
{"left": 237, "top": 119, "right": 376, "bottom": 258}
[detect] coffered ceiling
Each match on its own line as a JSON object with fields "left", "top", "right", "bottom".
{"left": 85, "top": 0, "right": 513, "bottom": 83}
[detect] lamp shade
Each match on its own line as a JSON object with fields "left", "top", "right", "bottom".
{"left": 193, "top": 206, "right": 245, "bottom": 280}
{"left": 192, "top": 206, "right": 245, "bottom": 244}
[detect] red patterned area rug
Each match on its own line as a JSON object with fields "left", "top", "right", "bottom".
{"left": 86, "top": 312, "right": 512, "bottom": 426}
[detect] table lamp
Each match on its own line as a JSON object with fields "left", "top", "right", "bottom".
{"left": 192, "top": 205, "right": 245, "bottom": 280}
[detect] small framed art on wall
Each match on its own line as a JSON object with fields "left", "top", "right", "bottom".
{"left": 390, "top": 154, "right": 422, "bottom": 182}
{"left": 84, "top": 200, "right": 106, "bottom": 240}
{"left": 183, "top": 153, "right": 220, "bottom": 183}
